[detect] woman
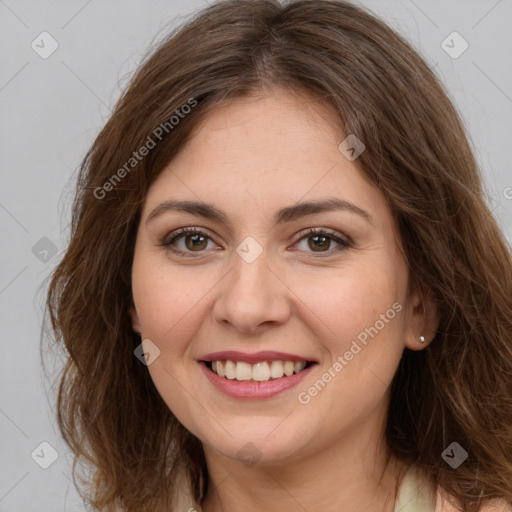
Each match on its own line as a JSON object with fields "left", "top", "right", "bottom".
{"left": 43, "top": 1, "right": 512, "bottom": 511}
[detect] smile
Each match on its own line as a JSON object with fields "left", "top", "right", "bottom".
{"left": 207, "top": 359, "right": 311, "bottom": 381}
{"left": 198, "top": 352, "right": 318, "bottom": 399}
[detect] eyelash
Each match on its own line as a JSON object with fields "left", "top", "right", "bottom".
{"left": 160, "top": 227, "right": 352, "bottom": 258}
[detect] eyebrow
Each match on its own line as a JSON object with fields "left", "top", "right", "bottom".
{"left": 145, "top": 197, "right": 374, "bottom": 227}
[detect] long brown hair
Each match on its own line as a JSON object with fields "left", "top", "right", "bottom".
{"left": 42, "top": 1, "right": 512, "bottom": 510}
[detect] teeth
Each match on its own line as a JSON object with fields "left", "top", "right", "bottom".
{"left": 216, "top": 361, "right": 226, "bottom": 378}
{"left": 225, "top": 360, "right": 236, "bottom": 380}
{"left": 235, "top": 361, "right": 252, "bottom": 381}
{"left": 283, "top": 361, "right": 294, "bottom": 376}
{"left": 270, "top": 360, "right": 284, "bottom": 378}
{"left": 294, "top": 361, "right": 306, "bottom": 373}
{"left": 252, "top": 362, "right": 270, "bottom": 381}
{"left": 209, "top": 360, "right": 309, "bottom": 381}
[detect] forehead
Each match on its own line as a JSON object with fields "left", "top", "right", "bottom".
{"left": 142, "top": 88, "right": 389, "bottom": 231}
{"left": 180, "top": 89, "right": 345, "bottom": 166}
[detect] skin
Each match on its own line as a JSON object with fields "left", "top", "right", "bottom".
{"left": 129, "top": 87, "right": 440, "bottom": 512}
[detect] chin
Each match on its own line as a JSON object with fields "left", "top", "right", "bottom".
{"left": 198, "top": 424, "right": 316, "bottom": 468}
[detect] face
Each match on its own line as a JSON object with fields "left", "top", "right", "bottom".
{"left": 129, "top": 88, "right": 434, "bottom": 467}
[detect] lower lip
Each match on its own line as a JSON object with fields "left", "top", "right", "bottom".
{"left": 199, "top": 362, "right": 315, "bottom": 399}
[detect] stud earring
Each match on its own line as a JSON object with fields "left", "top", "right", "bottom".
{"left": 419, "top": 335, "right": 425, "bottom": 343}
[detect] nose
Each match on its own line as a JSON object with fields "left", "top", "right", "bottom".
{"left": 213, "top": 246, "right": 291, "bottom": 334}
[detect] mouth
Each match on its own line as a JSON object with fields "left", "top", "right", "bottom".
{"left": 197, "top": 350, "right": 318, "bottom": 399}
{"left": 202, "top": 359, "right": 316, "bottom": 382}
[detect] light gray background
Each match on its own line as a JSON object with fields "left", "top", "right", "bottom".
{"left": 1, "top": 0, "right": 511, "bottom": 510}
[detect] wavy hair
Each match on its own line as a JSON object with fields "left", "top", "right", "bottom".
{"left": 42, "top": 0, "right": 512, "bottom": 510}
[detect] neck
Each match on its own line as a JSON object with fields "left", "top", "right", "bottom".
{"left": 200, "top": 421, "right": 408, "bottom": 512}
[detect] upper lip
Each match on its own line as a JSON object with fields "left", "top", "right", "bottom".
{"left": 199, "top": 351, "right": 317, "bottom": 364}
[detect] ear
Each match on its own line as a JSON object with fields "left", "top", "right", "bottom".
{"left": 129, "top": 305, "right": 142, "bottom": 335}
{"left": 404, "top": 286, "right": 440, "bottom": 351}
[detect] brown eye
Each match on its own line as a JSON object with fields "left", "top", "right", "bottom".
{"left": 161, "top": 228, "right": 217, "bottom": 256}
{"left": 184, "top": 233, "right": 208, "bottom": 251}
{"left": 295, "top": 228, "right": 351, "bottom": 255}
{"left": 308, "top": 234, "right": 331, "bottom": 252}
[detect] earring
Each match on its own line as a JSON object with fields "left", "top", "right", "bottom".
{"left": 419, "top": 335, "right": 426, "bottom": 343}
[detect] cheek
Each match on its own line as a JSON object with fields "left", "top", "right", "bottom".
{"left": 131, "top": 260, "right": 213, "bottom": 422}
{"left": 131, "top": 255, "right": 216, "bottom": 346}
{"left": 293, "top": 258, "right": 405, "bottom": 395}
{"left": 293, "top": 259, "right": 401, "bottom": 345}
